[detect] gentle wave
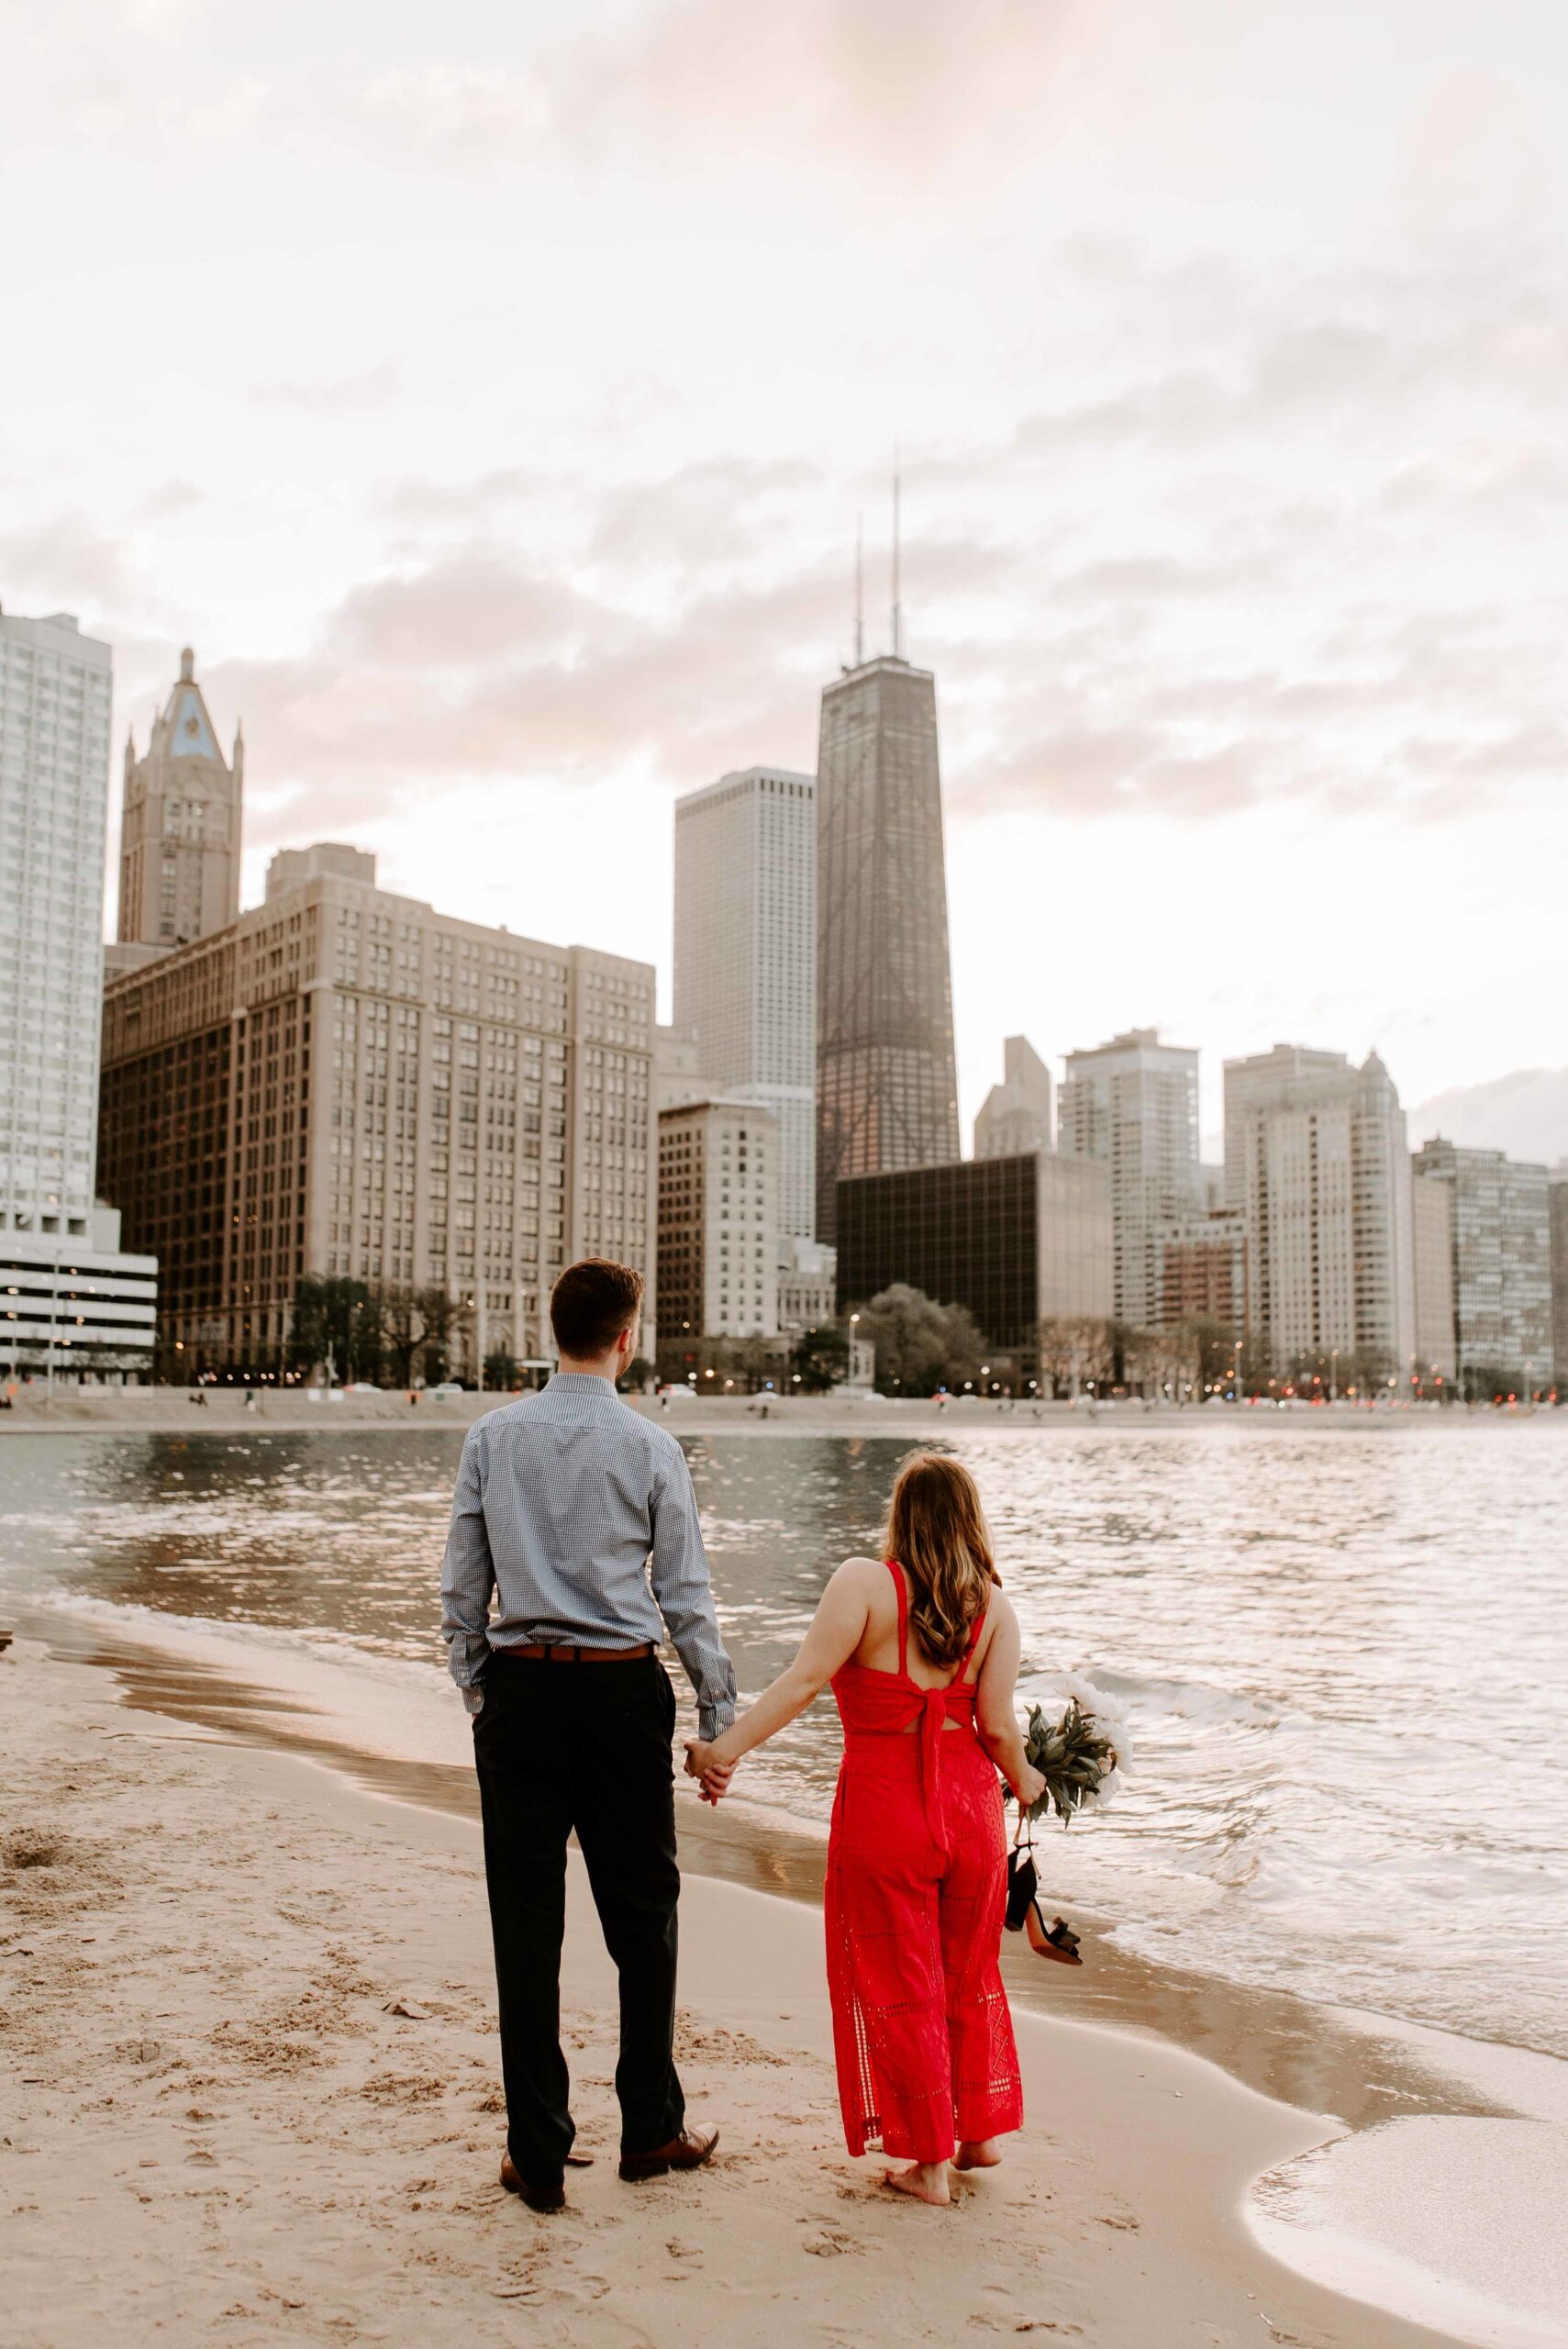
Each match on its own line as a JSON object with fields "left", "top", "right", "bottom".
{"left": 3, "top": 1418, "right": 1566, "bottom": 2061}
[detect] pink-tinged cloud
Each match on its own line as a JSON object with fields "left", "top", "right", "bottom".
{"left": 359, "top": 0, "right": 1090, "bottom": 175}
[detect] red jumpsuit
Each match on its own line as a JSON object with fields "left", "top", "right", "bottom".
{"left": 824, "top": 1560, "right": 1024, "bottom": 2163}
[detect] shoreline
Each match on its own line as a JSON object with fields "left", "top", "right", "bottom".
{"left": 4, "top": 1386, "right": 1559, "bottom": 1440}
{"left": 25, "top": 1595, "right": 1534, "bottom": 2139}
{"left": 12, "top": 1601, "right": 1568, "bottom": 2343}
{"left": 1, "top": 1630, "right": 1475, "bottom": 2349}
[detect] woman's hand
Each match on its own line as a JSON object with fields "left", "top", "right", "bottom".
{"left": 1015, "top": 1760, "right": 1046, "bottom": 1811}
{"left": 684, "top": 1740, "right": 735, "bottom": 1806}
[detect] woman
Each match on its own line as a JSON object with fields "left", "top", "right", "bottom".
{"left": 685, "top": 1453, "right": 1045, "bottom": 2206}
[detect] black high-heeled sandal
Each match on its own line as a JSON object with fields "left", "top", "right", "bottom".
{"left": 1024, "top": 1905, "right": 1083, "bottom": 1965}
{"left": 1006, "top": 1814, "right": 1084, "bottom": 1964}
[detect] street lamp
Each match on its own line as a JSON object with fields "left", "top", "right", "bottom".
{"left": 1231, "top": 1337, "right": 1242, "bottom": 1403}
{"left": 1329, "top": 1347, "right": 1339, "bottom": 1406}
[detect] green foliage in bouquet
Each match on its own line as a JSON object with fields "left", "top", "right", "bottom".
{"left": 1011, "top": 1695, "right": 1120, "bottom": 1826}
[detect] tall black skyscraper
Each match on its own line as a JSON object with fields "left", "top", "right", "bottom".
{"left": 815, "top": 653, "right": 961, "bottom": 1240}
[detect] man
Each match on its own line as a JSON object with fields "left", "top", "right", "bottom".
{"left": 440, "top": 1258, "right": 735, "bottom": 2213}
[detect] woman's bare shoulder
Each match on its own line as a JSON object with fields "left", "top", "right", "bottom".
{"left": 984, "top": 1586, "right": 1020, "bottom": 1635}
{"left": 832, "top": 1553, "right": 889, "bottom": 1587}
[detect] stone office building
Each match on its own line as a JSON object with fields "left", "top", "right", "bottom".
{"left": 656, "top": 1096, "right": 781, "bottom": 1346}
{"left": 98, "top": 843, "right": 656, "bottom": 1380}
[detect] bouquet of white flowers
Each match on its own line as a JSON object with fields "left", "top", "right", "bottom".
{"left": 1010, "top": 1675, "right": 1133, "bottom": 1828}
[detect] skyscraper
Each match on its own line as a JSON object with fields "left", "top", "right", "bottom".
{"left": 117, "top": 647, "right": 243, "bottom": 950}
{"left": 1, "top": 607, "right": 115, "bottom": 1239}
{"left": 1410, "top": 1138, "right": 1551, "bottom": 1397}
{"left": 1058, "top": 1028, "right": 1199, "bottom": 1328}
{"left": 1, "top": 605, "right": 155, "bottom": 1376}
{"left": 1224, "top": 1045, "right": 1416, "bottom": 1379}
{"left": 815, "top": 655, "right": 959, "bottom": 1240}
{"left": 672, "top": 765, "right": 816, "bottom": 1240}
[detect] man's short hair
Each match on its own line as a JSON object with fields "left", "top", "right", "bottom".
{"left": 550, "top": 1259, "right": 644, "bottom": 1360}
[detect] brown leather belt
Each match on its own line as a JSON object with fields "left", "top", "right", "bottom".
{"left": 502, "top": 1641, "right": 655, "bottom": 1664}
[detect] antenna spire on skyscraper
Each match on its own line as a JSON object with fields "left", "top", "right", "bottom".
{"left": 854, "top": 511, "right": 864, "bottom": 668}
{"left": 891, "top": 451, "right": 902, "bottom": 660}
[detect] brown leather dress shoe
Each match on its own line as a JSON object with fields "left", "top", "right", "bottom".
{"left": 500, "top": 2151, "right": 565, "bottom": 2212}
{"left": 617, "top": 2124, "right": 719, "bottom": 2182}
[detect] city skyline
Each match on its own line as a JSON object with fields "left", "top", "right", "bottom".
{"left": 4, "top": 6, "right": 1565, "bottom": 1152}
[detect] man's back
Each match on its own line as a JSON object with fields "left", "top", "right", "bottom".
{"left": 440, "top": 1372, "right": 736, "bottom": 1738}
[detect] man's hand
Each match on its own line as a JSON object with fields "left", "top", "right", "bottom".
{"left": 684, "top": 1739, "right": 736, "bottom": 1806}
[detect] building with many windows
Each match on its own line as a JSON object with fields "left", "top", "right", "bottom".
{"left": 1059, "top": 1029, "right": 1199, "bottom": 1329}
{"left": 1551, "top": 1168, "right": 1568, "bottom": 1395}
{"left": 815, "top": 656, "right": 960, "bottom": 1241}
{"left": 1410, "top": 1138, "right": 1551, "bottom": 1396}
{"left": 2, "top": 1208, "right": 157, "bottom": 1384}
{"left": 673, "top": 766, "right": 816, "bottom": 1242}
{"left": 974, "top": 1035, "right": 1053, "bottom": 1160}
{"left": 1151, "top": 1211, "right": 1248, "bottom": 1331}
{"left": 1, "top": 604, "right": 157, "bottom": 1380}
{"left": 117, "top": 647, "right": 243, "bottom": 952}
{"left": 1411, "top": 1168, "right": 1458, "bottom": 1386}
{"left": 656, "top": 1097, "right": 779, "bottom": 1343}
{"left": 97, "top": 845, "right": 654, "bottom": 1380}
{"left": 835, "top": 1150, "right": 1111, "bottom": 1354}
{"left": 1, "top": 607, "right": 116, "bottom": 1241}
{"left": 1225, "top": 1045, "right": 1415, "bottom": 1379}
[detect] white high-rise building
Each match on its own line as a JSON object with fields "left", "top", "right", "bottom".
{"left": 673, "top": 767, "right": 816, "bottom": 1241}
{"left": 1225, "top": 1045, "right": 1416, "bottom": 1381}
{"left": 1, "top": 607, "right": 115, "bottom": 1239}
{"left": 0, "top": 606, "right": 155, "bottom": 1377}
{"left": 1058, "top": 1028, "right": 1199, "bottom": 1327}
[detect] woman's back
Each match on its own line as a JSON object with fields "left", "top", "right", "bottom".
{"left": 833, "top": 1553, "right": 1001, "bottom": 1705}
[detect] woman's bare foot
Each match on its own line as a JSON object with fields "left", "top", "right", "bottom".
{"left": 953, "top": 2138, "right": 1003, "bottom": 2171}
{"left": 884, "top": 2161, "right": 951, "bottom": 2205}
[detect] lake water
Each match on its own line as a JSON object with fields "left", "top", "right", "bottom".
{"left": 2, "top": 1416, "right": 1564, "bottom": 2065}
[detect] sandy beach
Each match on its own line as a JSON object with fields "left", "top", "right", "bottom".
{"left": 1, "top": 1634, "right": 1476, "bottom": 2349}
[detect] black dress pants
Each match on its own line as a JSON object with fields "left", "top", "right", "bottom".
{"left": 472, "top": 1652, "right": 685, "bottom": 2186}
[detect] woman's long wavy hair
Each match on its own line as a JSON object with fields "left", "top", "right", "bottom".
{"left": 884, "top": 1453, "right": 1000, "bottom": 1670}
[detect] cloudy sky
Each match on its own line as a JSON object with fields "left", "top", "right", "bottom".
{"left": 4, "top": 0, "right": 1565, "bottom": 1144}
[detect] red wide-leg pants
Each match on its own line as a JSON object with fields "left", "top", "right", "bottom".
{"left": 825, "top": 1729, "right": 1023, "bottom": 2164}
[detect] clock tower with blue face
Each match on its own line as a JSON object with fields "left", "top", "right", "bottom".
{"left": 117, "top": 646, "right": 245, "bottom": 951}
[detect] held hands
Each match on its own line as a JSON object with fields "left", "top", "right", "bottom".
{"left": 684, "top": 1739, "right": 736, "bottom": 1807}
